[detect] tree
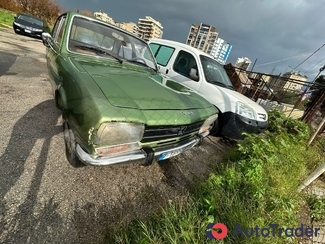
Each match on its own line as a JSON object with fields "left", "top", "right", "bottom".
{"left": 306, "top": 75, "right": 325, "bottom": 110}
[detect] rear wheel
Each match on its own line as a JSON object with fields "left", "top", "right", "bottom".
{"left": 63, "top": 120, "right": 85, "bottom": 168}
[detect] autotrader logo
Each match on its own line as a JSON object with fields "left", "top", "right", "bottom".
{"left": 206, "top": 223, "right": 228, "bottom": 239}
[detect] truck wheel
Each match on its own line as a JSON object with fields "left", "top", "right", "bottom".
{"left": 63, "top": 120, "right": 85, "bottom": 168}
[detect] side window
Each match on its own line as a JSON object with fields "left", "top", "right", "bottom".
{"left": 51, "top": 15, "right": 66, "bottom": 46}
{"left": 56, "top": 17, "right": 66, "bottom": 45}
{"left": 173, "top": 51, "right": 199, "bottom": 81}
{"left": 149, "top": 43, "right": 175, "bottom": 67}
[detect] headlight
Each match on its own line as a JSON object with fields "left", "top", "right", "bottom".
{"left": 199, "top": 114, "right": 218, "bottom": 134}
{"left": 14, "top": 22, "right": 23, "bottom": 27}
{"left": 95, "top": 122, "right": 144, "bottom": 145}
{"left": 94, "top": 122, "right": 144, "bottom": 156}
{"left": 236, "top": 102, "right": 256, "bottom": 120}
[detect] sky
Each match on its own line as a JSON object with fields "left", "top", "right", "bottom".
{"left": 55, "top": 0, "right": 325, "bottom": 81}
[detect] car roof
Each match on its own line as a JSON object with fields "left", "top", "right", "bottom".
{"left": 149, "top": 38, "right": 214, "bottom": 59}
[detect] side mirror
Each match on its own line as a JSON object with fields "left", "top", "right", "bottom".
{"left": 189, "top": 68, "right": 199, "bottom": 81}
{"left": 14, "top": 16, "right": 17, "bottom": 20}
{"left": 41, "top": 32, "right": 52, "bottom": 47}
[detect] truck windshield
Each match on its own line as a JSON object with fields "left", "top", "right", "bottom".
{"left": 200, "top": 55, "right": 234, "bottom": 90}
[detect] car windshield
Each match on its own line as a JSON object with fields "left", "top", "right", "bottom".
{"left": 18, "top": 15, "right": 43, "bottom": 26}
{"left": 68, "top": 16, "right": 157, "bottom": 71}
{"left": 200, "top": 55, "right": 234, "bottom": 89}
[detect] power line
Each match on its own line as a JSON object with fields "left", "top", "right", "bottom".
{"left": 291, "top": 43, "right": 325, "bottom": 71}
{"left": 304, "top": 56, "right": 325, "bottom": 74}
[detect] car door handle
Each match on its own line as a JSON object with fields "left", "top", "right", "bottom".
{"left": 166, "top": 69, "right": 169, "bottom": 74}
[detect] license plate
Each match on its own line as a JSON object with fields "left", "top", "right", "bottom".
{"left": 158, "top": 149, "right": 182, "bottom": 161}
{"left": 25, "top": 29, "right": 31, "bottom": 33}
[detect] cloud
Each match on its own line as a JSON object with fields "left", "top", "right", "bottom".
{"left": 55, "top": 0, "right": 325, "bottom": 79}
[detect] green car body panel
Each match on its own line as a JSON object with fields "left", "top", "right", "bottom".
{"left": 42, "top": 11, "right": 218, "bottom": 166}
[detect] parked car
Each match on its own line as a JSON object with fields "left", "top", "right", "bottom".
{"left": 13, "top": 13, "right": 50, "bottom": 39}
{"left": 148, "top": 39, "right": 268, "bottom": 140}
{"left": 41, "top": 11, "right": 218, "bottom": 167}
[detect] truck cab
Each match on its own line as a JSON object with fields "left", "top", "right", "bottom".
{"left": 148, "top": 38, "right": 268, "bottom": 139}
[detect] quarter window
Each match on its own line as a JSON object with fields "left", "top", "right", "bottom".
{"left": 149, "top": 43, "right": 174, "bottom": 67}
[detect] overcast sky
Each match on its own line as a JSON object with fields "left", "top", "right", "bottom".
{"left": 55, "top": 0, "right": 325, "bottom": 80}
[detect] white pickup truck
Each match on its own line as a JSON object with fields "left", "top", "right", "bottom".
{"left": 148, "top": 38, "right": 268, "bottom": 139}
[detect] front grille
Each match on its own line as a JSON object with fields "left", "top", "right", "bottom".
{"left": 141, "top": 121, "right": 203, "bottom": 143}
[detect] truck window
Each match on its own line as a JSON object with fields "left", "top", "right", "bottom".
{"left": 149, "top": 43, "right": 174, "bottom": 67}
{"left": 173, "top": 51, "right": 199, "bottom": 81}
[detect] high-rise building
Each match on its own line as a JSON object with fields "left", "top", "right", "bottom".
{"left": 94, "top": 11, "right": 115, "bottom": 25}
{"left": 213, "top": 38, "right": 232, "bottom": 65}
{"left": 116, "top": 22, "right": 139, "bottom": 36}
{"left": 138, "top": 16, "right": 163, "bottom": 41}
{"left": 235, "top": 57, "right": 252, "bottom": 71}
{"left": 186, "top": 23, "right": 218, "bottom": 55}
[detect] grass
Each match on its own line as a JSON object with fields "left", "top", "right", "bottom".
{"left": 103, "top": 109, "right": 324, "bottom": 244}
{"left": 0, "top": 8, "right": 15, "bottom": 28}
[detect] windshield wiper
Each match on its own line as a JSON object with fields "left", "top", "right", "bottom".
{"left": 127, "top": 60, "right": 157, "bottom": 72}
{"left": 75, "top": 45, "right": 123, "bottom": 64}
{"left": 209, "top": 80, "right": 228, "bottom": 88}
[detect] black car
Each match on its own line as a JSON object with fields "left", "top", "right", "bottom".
{"left": 13, "top": 13, "right": 50, "bottom": 39}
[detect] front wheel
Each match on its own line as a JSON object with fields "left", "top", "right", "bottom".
{"left": 209, "top": 113, "right": 223, "bottom": 136}
{"left": 63, "top": 121, "right": 85, "bottom": 168}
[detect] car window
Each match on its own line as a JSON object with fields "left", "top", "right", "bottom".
{"left": 67, "top": 16, "right": 157, "bottom": 70}
{"left": 51, "top": 15, "right": 67, "bottom": 47}
{"left": 200, "top": 55, "right": 234, "bottom": 89}
{"left": 149, "top": 44, "right": 174, "bottom": 67}
{"left": 173, "top": 50, "right": 199, "bottom": 81}
{"left": 18, "top": 15, "right": 43, "bottom": 26}
{"left": 56, "top": 17, "right": 66, "bottom": 45}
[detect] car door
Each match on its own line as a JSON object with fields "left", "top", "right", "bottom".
{"left": 46, "top": 15, "right": 67, "bottom": 92}
{"left": 149, "top": 43, "right": 201, "bottom": 92}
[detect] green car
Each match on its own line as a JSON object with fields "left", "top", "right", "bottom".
{"left": 41, "top": 11, "right": 218, "bottom": 167}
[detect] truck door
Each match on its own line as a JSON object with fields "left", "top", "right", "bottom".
{"left": 149, "top": 42, "right": 201, "bottom": 92}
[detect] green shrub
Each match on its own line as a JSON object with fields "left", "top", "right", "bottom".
{"left": 105, "top": 109, "right": 322, "bottom": 244}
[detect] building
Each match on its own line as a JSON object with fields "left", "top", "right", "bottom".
{"left": 116, "top": 22, "right": 139, "bottom": 36}
{"left": 213, "top": 38, "right": 232, "bottom": 65}
{"left": 186, "top": 23, "right": 218, "bottom": 55}
{"left": 282, "top": 71, "right": 308, "bottom": 92}
{"left": 138, "top": 16, "right": 163, "bottom": 41}
{"left": 94, "top": 10, "right": 115, "bottom": 25}
{"left": 235, "top": 57, "right": 252, "bottom": 71}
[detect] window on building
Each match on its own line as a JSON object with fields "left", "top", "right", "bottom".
{"left": 149, "top": 43, "right": 175, "bottom": 66}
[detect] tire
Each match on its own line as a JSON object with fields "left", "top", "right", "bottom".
{"left": 209, "top": 112, "right": 223, "bottom": 136}
{"left": 63, "top": 120, "right": 85, "bottom": 168}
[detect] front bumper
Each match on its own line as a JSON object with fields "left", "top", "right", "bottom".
{"left": 222, "top": 112, "right": 268, "bottom": 140}
{"left": 13, "top": 24, "right": 43, "bottom": 38}
{"left": 76, "top": 132, "right": 208, "bottom": 166}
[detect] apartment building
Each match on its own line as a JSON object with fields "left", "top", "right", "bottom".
{"left": 186, "top": 23, "right": 218, "bottom": 55}
{"left": 138, "top": 16, "right": 163, "bottom": 41}
{"left": 94, "top": 10, "right": 115, "bottom": 25}
{"left": 116, "top": 22, "right": 139, "bottom": 36}
{"left": 213, "top": 38, "right": 232, "bottom": 65}
{"left": 282, "top": 71, "right": 308, "bottom": 92}
{"left": 235, "top": 57, "right": 252, "bottom": 71}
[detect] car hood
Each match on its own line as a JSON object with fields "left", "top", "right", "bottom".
{"left": 14, "top": 19, "right": 43, "bottom": 29}
{"left": 72, "top": 58, "right": 212, "bottom": 110}
{"left": 217, "top": 86, "right": 267, "bottom": 115}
